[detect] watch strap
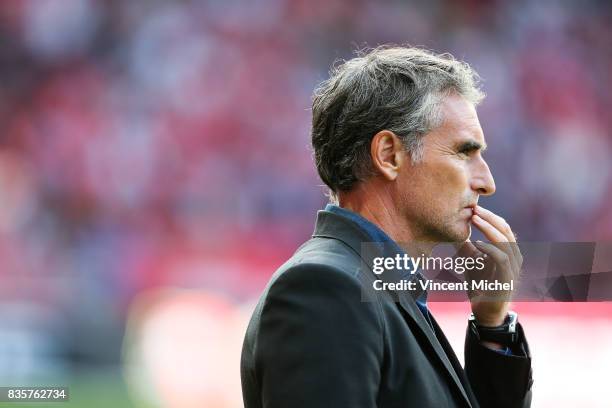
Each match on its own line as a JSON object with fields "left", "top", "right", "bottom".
{"left": 469, "top": 311, "right": 519, "bottom": 346}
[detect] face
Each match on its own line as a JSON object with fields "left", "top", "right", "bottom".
{"left": 397, "top": 94, "right": 496, "bottom": 243}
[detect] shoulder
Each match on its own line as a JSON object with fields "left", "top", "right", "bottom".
{"left": 243, "top": 236, "right": 384, "bottom": 351}
{"left": 256, "top": 236, "right": 373, "bottom": 309}
{"left": 274, "top": 235, "right": 362, "bottom": 282}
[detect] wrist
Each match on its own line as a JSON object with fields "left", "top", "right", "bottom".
{"left": 470, "top": 302, "right": 509, "bottom": 327}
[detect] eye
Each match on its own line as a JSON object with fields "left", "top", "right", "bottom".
{"left": 456, "top": 143, "right": 482, "bottom": 157}
{"left": 455, "top": 140, "right": 484, "bottom": 158}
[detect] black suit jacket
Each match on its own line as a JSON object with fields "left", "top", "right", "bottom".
{"left": 241, "top": 210, "right": 533, "bottom": 407}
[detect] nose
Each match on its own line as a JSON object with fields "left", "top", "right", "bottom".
{"left": 471, "top": 157, "right": 496, "bottom": 196}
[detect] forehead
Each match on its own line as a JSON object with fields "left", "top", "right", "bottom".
{"left": 433, "top": 94, "right": 485, "bottom": 144}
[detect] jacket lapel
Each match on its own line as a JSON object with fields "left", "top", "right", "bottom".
{"left": 313, "top": 210, "right": 473, "bottom": 408}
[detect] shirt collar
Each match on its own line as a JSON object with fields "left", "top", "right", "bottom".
{"left": 324, "top": 204, "right": 397, "bottom": 246}
{"left": 324, "top": 204, "right": 428, "bottom": 305}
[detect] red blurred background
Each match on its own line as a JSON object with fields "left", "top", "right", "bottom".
{"left": 0, "top": 1, "right": 611, "bottom": 407}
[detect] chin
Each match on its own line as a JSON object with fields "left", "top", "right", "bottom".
{"left": 425, "top": 228, "right": 464, "bottom": 244}
{"left": 422, "top": 216, "right": 470, "bottom": 243}
{"left": 440, "top": 222, "right": 471, "bottom": 243}
{"left": 451, "top": 229, "right": 470, "bottom": 243}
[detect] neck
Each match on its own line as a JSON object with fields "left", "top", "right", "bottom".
{"left": 338, "top": 185, "right": 436, "bottom": 256}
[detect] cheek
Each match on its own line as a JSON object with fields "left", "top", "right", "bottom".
{"left": 399, "top": 159, "right": 468, "bottom": 216}
{"left": 430, "top": 160, "right": 469, "bottom": 197}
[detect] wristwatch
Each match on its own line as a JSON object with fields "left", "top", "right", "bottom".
{"left": 469, "top": 311, "right": 519, "bottom": 346}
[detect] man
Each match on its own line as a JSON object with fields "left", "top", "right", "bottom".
{"left": 241, "top": 46, "right": 532, "bottom": 408}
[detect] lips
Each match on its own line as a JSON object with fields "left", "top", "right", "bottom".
{"left": 464, "top": 202, "right": 477, "bottom": 211}
{"left": 462, "top": 206, "right": 476, "bottom": 218}
{"left": 461, "top": 201, "right": 478, "bottom": 219}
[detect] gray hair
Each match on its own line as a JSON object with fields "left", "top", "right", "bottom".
{"left": 311, "top": 46, "right": 484, "bottom": 199}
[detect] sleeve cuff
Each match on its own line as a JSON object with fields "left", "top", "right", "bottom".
{"left": 465, "top": 321, "right": 533, "bottom": 407}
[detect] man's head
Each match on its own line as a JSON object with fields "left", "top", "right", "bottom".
{"left": 311, "top": 46, "right": 495, "bottom": 243}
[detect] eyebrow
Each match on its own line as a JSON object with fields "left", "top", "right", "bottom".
{"left": 456, "top": 140, "right": 487, "bottom": 153}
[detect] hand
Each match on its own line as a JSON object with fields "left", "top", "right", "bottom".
{"left": 458, "top": 206, "right": 523, "bottom": 327}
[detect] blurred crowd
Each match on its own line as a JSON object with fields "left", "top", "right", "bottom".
{"left": 0, "top": 0, "right": 611, "bottom": 405}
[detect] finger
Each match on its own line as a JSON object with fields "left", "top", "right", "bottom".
{"left": 474, "top": 241, "right": 521, "bottom": 281}
{"left": 477, "top": 207, "right": 523, "bottom": 266}
{"left": 473, "top": 240, "right": 518, "bottom": 278}
{"left": 470, "top": 216, "right": 519, "bottom": 273}
{"left": 471, "top": 215, "right": 520, "bottom": 267}
{"left": 471, "top": 214, "right": 507, "bottom": 243}
{"left": 474, "top": 206, "right": 516, "bottom": 242}
{"left": 510, "top": 243, "right": 523, "bottom": 273}
{"left": 474, "top": 207, "right": 523, "bottom": 265}
{"left": 471, "top": 241, "right": 517, "bottom": 302}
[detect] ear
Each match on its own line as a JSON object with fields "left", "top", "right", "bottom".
{"left": 370, "top": 130, "right": 405, "bottom": 181}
